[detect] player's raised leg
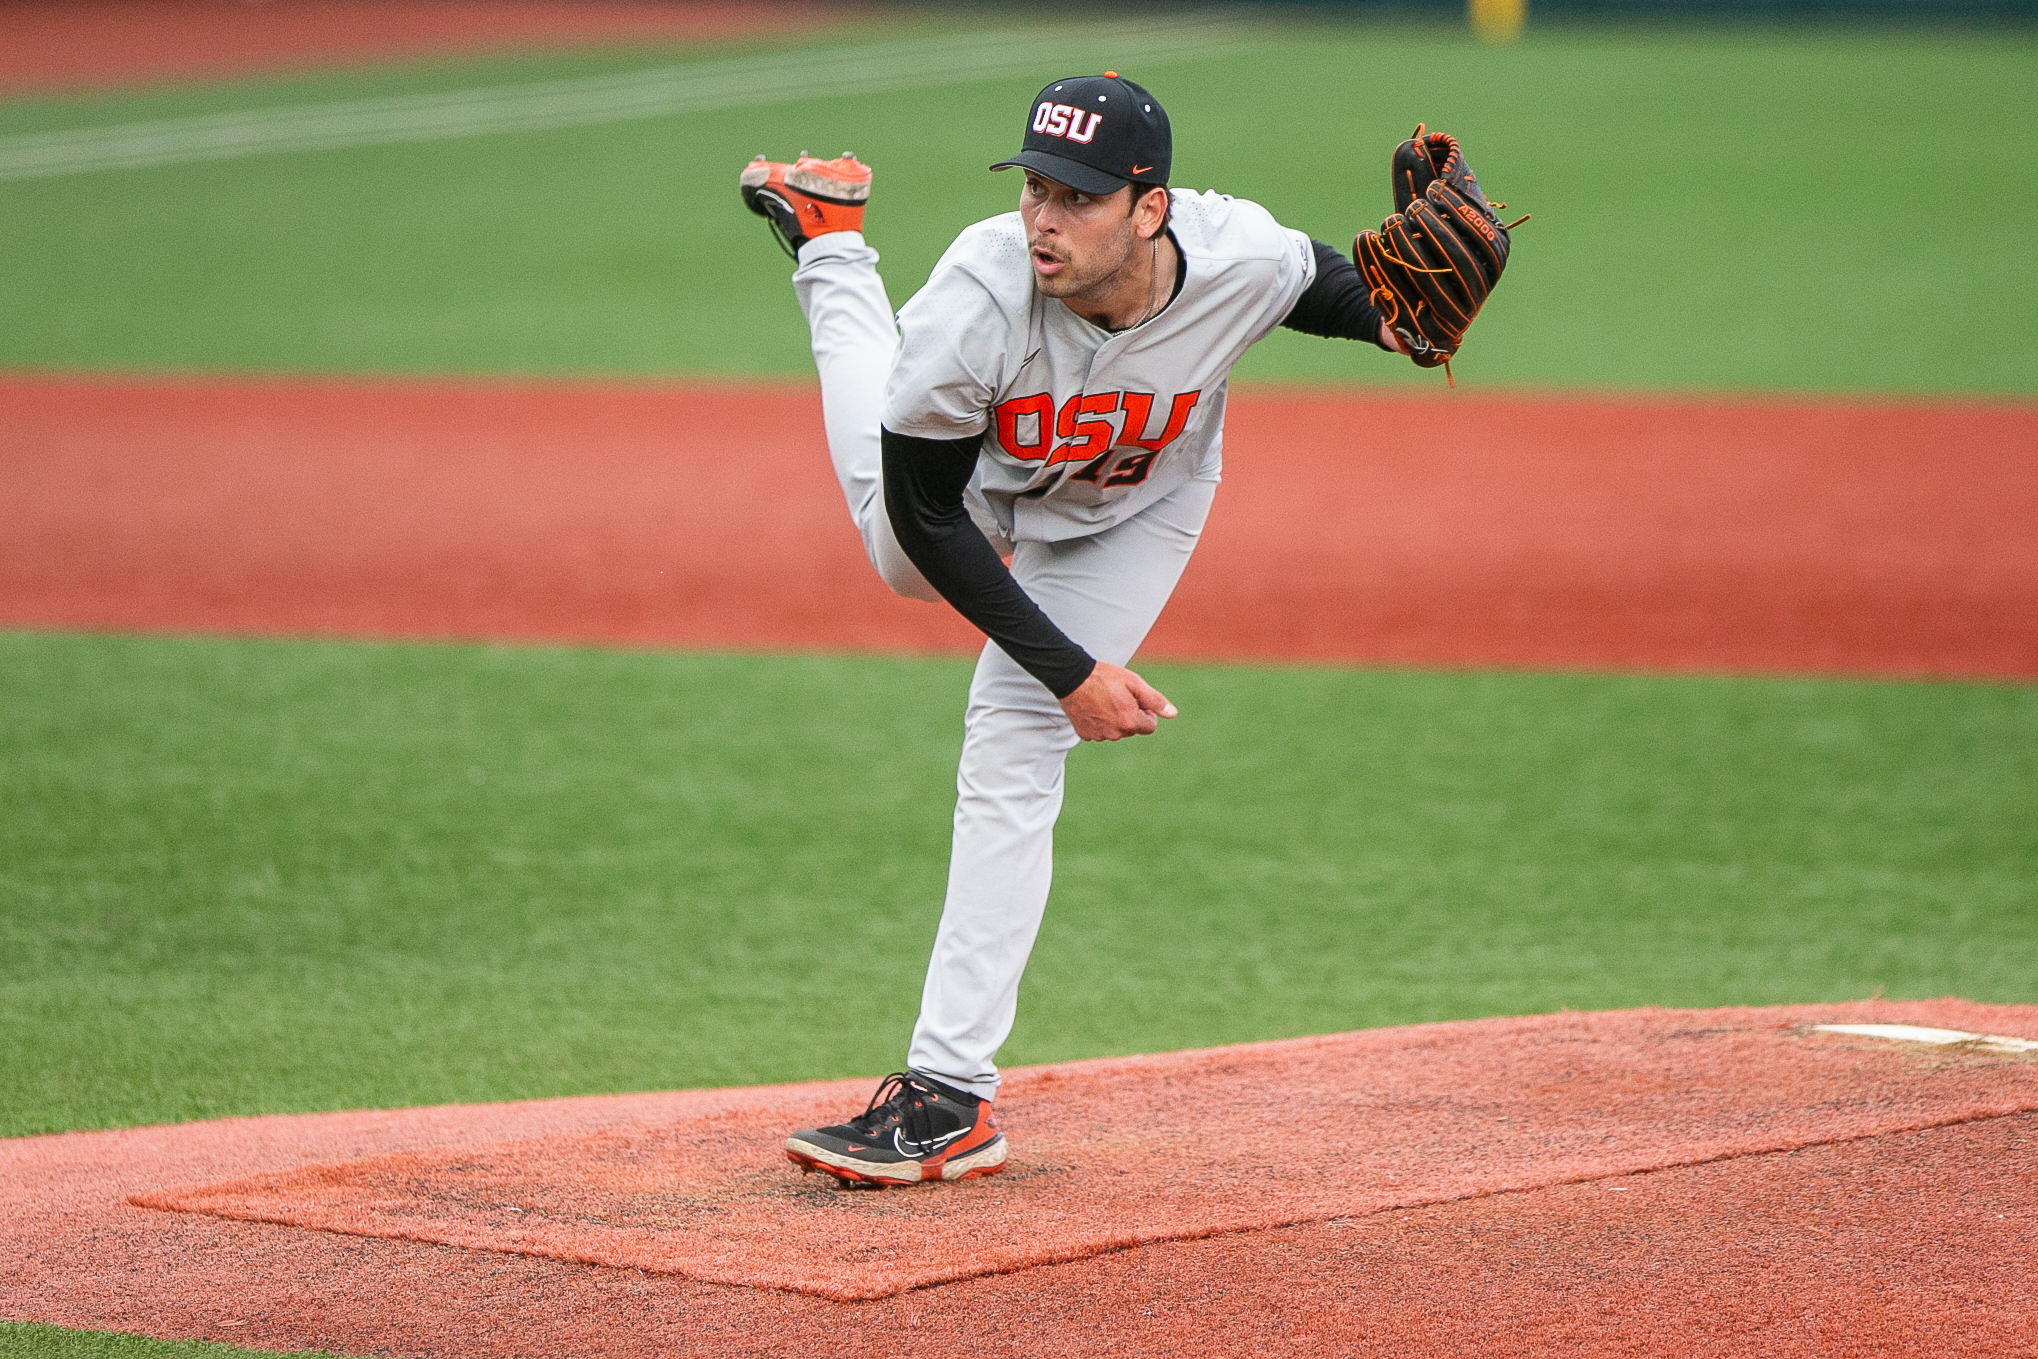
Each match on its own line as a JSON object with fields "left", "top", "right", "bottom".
{"left": 739, "top": 153, "right": 939, "bottom": 602}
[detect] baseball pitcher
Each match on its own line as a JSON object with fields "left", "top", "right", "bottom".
{"left": 737, "top": 73, "right": 1514, "bottom": 1185}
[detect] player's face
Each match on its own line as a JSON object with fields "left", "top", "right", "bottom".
{"left": 1019, "top": 172, "right": 1144, "bottom": 300}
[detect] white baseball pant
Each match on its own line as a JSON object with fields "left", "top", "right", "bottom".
{"left": 792, "top": 231, "right": 1215, "bottom": 1100}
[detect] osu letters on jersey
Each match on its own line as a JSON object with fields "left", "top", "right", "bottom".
{"left": 883, "top": 189, "right": 1318, "bottom": 544}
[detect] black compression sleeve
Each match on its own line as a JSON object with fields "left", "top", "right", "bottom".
{"left": 1282, "top": 239, "right": 1397, "bottom": 349}
{"left": 881, "top": 427, "right": 1098, "bottom": 699}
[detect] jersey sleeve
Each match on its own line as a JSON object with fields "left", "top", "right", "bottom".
{"left": 1174, "top": 190, "right": 1321, "bottom": 347}
{"left": 1244, "top": 224, "right": 1320, "bottom": 345}
{"left": 882, "top": 253, "right": 1015, "bottom": 441}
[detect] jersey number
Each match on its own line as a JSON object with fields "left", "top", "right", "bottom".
{"left": 993, "top": 389, "right": 1202, "bottom": 488}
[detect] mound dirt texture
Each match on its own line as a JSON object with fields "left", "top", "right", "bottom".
{"left": 6, "top": 1003, "right": 2038, "bottom": 1355}
{"left": 4, "top": 375, "right": 2034, "bottom": 679}
{"left": 129, "top": 1008, "right": 2038, "bottom": 1300}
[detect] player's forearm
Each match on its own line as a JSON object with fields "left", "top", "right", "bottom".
{"left": 880, "top": 428, "right": 1098, "bottom": 699}
{"left": 1281, "top": 240, "right": 1399, "bottom": 350}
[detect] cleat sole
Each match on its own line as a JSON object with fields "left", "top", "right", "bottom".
{"left": 785, "top": 1146, "right": 917, "bottom": 1187}
{"left": 785, "top": 1132, "right": 1007, "bottom": 1187}
{"left": 940, "top": 1137, "right": 1009, "bottom": 1181}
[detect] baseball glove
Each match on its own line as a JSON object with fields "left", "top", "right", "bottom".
{"left": 1354, "top": 124, "right": 1526, "bottom": 384}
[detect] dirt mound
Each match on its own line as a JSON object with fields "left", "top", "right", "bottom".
{"left": 128, "top": 1006, "right": 2038, "bottom": 1301}
{"left": 5, "top": 1001, "right": 2037, "bottom": 1357}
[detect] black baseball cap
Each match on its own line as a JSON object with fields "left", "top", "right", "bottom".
{"left": 990, "top": 72, "right": 1171, "bottom": 196}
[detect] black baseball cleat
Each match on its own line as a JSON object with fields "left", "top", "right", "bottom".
{"left": 738, "top": 152, "right": 871, "bottom": 259}
{"left": 785, "top": 1071, "right": 1007, "bottom": 1186}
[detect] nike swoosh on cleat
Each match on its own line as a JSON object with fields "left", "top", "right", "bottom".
{"left": 894, "top": 1126, "right": 968, "bottom": 1158}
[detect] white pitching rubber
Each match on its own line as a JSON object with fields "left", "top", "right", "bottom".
{"left": 1813, "top": 1023, "right": 2038, "bottom": 1054}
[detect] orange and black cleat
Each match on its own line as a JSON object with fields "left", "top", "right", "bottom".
{"left": 785, "top": 1071, "right": 1008, "bottom": 1186}
{"left": 738, "top": 152, "right": 872, "bottom": 259}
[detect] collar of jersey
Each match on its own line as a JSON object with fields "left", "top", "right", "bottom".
{"left": 1097, "top": 228, "right": 1187, "bottom": 335}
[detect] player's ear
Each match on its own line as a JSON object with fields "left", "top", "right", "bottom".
{"left": 1133, "top": 185, "right": 1169, "bottom": 239}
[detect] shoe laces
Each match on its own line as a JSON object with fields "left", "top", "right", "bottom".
{"left": 754, "top": 188, "right": 803, "bottom": 261}
{"left": 847, "top": 1072, "right": 951, "bottom": 1147}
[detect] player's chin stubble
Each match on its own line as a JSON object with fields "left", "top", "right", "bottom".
{"left": 1029, "top": 228, "right": 1140, "bottom": 301}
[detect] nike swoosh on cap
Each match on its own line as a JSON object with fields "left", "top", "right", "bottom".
{"left": 1132, "top": 165, "right": 1154, "bottom": 175}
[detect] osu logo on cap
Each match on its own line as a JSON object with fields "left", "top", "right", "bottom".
{"left": 1032, "top": 102, "right": 1101, "bottom": 145}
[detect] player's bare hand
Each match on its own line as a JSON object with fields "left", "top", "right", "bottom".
{"left": 1379, "top": 320, "right": 1410, "bottom": 355}
{"left": 1060, "top": 663, "right": 1177, "bottom": 742}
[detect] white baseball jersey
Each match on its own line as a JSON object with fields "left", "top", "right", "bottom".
{"left": 882, "top": 189, "right": 1317, "bottom": 544}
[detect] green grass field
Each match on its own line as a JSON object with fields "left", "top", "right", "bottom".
{"left": 5, "top": 631, "right": 2033, "bottom": 1138}
{"left": 0, "top": 1325, "right": 319, "bottom": 1359}
{"left": 3, "top": 16, "right": 2034, "bottom": 392}
{"left": 4, "top": 14, "right": 2035, "bottom": 1356}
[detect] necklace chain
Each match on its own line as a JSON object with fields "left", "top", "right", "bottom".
{"left": 1131, "top": 235, "right": 1163, "bottom": 329}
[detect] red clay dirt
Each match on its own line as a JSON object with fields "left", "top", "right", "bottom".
{"left": 7, "top": 1002, "right": 2037, "bottom": 1356}
{"left": 0, "top": 1, "right": 863, "bottom": 94}
{"left": 128, "top": 1005, "right": 2038, "bottom": 1301}
{"left": 3, "top": 373, "right": 2034, "bottom": 679}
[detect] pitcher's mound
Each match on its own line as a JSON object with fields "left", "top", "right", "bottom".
{"left": 131, "top": 1003, "right": 2038, "bottom": 1301}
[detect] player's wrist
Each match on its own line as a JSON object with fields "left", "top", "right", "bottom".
{"left": 1052, "top": 657, "right": 1100, "bottom": 702}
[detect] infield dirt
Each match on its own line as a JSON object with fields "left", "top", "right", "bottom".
{"left": 0, "top": 1, "right": 859, "bottom": 93}
{"left": 3, "top": 374, "right": 2033, "bottom": 679}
